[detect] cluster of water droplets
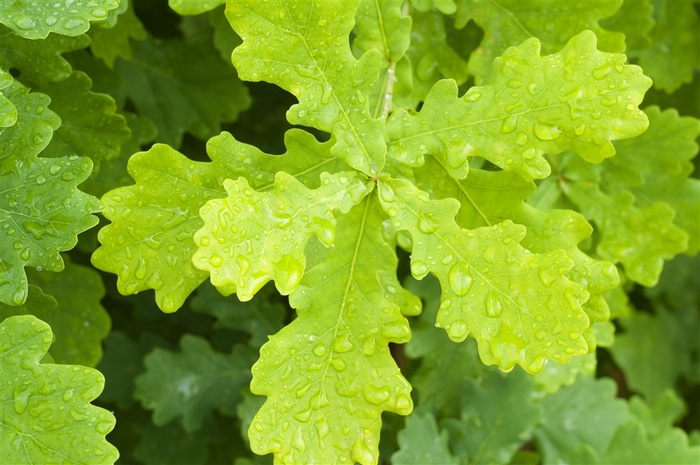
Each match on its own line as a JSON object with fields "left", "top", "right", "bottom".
{"left": 9, "top": 0, "right": 114, "bottom": 36}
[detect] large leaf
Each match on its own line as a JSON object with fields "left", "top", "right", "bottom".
{"left": 248, "top": 195, "right": 417, "bottom": 464}
{"left": 386, "top": 30, "right": 651, "bottom": 181}
{"left": 193, "top": 171, "right": 370, "bottom": 300}
{"left": 0, "top": 0, "right": 119, "bottom": 39}
{"left": 0, "top": 315, "right": 118, "bottom": 463}
{"left": 378, "top": 177, "right": 589, "bottom": 372}
{"left": 227, "top": 0, "right": 385, "bottom": 175}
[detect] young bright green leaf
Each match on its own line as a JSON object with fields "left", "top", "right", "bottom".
{"left": 533, "top": 377, "right": 631, "bottom": 464}
{"left": 415, "top": 158, "right": 619, "bottom": 347}
{"left": 227, "top": 0, "right": 385, "bottom": 175}
{"left": 353, "top": 0, "right": 411, "bottom": 65}
{"left": 135, "top": 334, "right": 256, "bottom": 431}
{"left": 0, "top": 0, "right": 119, "bottom": 40}
{"left": 193, "top": 171, "right": 370, "bottom": 300}
{"left": 249, "top": 196, "right": 415, "bottom": 464}
{"left": 636, "top": 0, "right": 700, "bottom": 92}
{"left": 0, "top": 26, "right": 90, "bottom": 85}
{"left": 92, "top": 144, "right": 226, "bottom": 313}
{"left": 89, "top": 0, "right": 147, "bottom": 68}
{"left": 0, "top": 315, "right": 118, "bottom": 464}
{"left": 38, "top": 71, "right": 131, "bottom": 162}
{"left": 0, "top": 67, "right": 16, "bottom": 127}
{"left": 206, "top": 129, "right": 353, "bottom": 191}
{"left": 454, "top": 0, "right": 625, "bottom": 82}
{"left": 378, "top": 177, "right": 589, "bottom": 373}
{"left": 387, "top": 30, "right": 651, "bottom": 181}
{"left": 392, "top": 412, "right": 457, "bottom": 465}
{"left": 0, "top": 155, "right": 100, "bottom": 306}
{"left": 442, "top": 370, "right": 541, "bottom": 464}
{"left": 114, "top": 35, "right": 251, "bottom": 146}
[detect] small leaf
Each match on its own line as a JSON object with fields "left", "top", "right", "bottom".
{"left": 37, "top": 71, "right": 131, "bottom": 162}
{"left": 0, "top": 25, "right": 91, "bottom": 85}
{"left": 379, "top": 177, "right": 589, "bottom": 372}
{"left": 114, "top": 35, "right": 251, "bottom": 146}
{"left": 249, "top": 195, "right": 416, "bottom": 464}
{"left": 455, "top": 0, "right": 626, "bottom": 82}
{"left": 392, "top": 412, "right": 457, "bottom": 465}
{"left": 0, "top": 315, "right": 118, "bottom": 463}
{"left": 0, "top": 0, "right": 120, "bottom": 40}
{"left": 386, "top": 30, "right": 651, "bottom": 180}
{"left": 135, "top": 335, "right": 256, "bottom": 431}
{"left": 228, "top": 0, "right": 385, "bottom": 175}
{"left": 193, "top": 171, "right": 370, "bottom": 300}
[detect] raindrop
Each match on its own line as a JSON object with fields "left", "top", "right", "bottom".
{"left": 528, "top": 355, "right": 546, "bottom": 373}
{"left": 485, "top": 292, "right": 503, "bottom": 317}
{"left": 45, "top": 16, "right": 58, "bottom": 26}
{"left": 533, "top": 123, "right": 561, "bottom": 141}
{"left": 500, "top": 114, "right": 518, "bottom": 134}
{"left": 448, "top": 319, "right": 468, "bottom": 340}
{"left": 538, "top": 267, "right": 556, "bottom": 287}
{"left": 410, "top": 259, "right": 429, "bottom": 279}
{"left": 209, "top": 254, "right": 223, "bottom": 268}
{"left": 362, "top": 385, "right": 390, "bottom": 405}
{"left": 312, "top": 343, "right": 326, "bottom": 357}
{"left": 448, "top": 263, "right": 473, "bottom": 297}
{"left": 13, "top": 16, "right": 34, "bottom": 30}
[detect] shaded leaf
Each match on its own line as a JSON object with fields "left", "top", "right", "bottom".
{"left": 392, "top": 412, "right": 457, "bottom": 465}
{"left": 0, "top": 315, "right": 118, "bottom": 463}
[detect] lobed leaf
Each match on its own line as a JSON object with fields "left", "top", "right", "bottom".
{"left": 0, "top": 315, "right": 118, "bottom": 463}
{"left": 89, "top": 0, "right": 147, "bottom": 68}
{"left": 114, "top": 35, "right": 251, "bottom": 146}
{"left": 386, "top": 30, "right": 651, "bottom": 181}
{"left": 169, "top": 0, "right": 226, "bottom": 16}
{"left": 0, "top": 67, "right": 16, "bottom": 127}
{"left": 378, "top": 177, "right": 589, "bottom": 372}
{"left": 135, "top": 335, "right": 256, "bottom": 431}
{"left": 92, "top": 144, "right": 226, "bottom": 312}
{"left": 227, "top": 0, "right": 385, "bottom": 175}
{"left": 0, "top": 0, "right": 120, "bottom": 40}
{"left": 193, "top": 171, "right": 370, "bottom": 300}
{"left": 392, "top": 412, "right": 457, "bottom": 465}
{"left": 249, "top": 195, "right": 417, "bottom": 464}
{"left": 38, "top": 71, "right": 131, "bottom": 162}
{"left": 0, "top": 25, "right": 90, "bottom": 85}
{"left": 454, "top": 0, "right": 625, "bottom": 82}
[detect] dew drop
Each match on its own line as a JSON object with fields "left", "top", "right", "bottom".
{"left": 312, "top": 343, "right": 326, "bottom": 357}
{"left": 538, "top": 267, "right": 556, "bottom": 287}
{"left": 485, "top": 292, "right": 503, "bottom": 317}
{"left": 35, "top": 175, "right": 47, "bottom": 185}
{"left": 533, "top": 123, "right": 561, "bottom": 141}
{"left": 528, "top": 355, "right": 546, "bottom": 373}
{"left": 49, "top": 165, "right": 61, "bottom": 175}
{"left": 45, "top": 16, "right": 58, "bottom": 26}
{"left": 209, "top": 254, "right": 223, "bottom": 268}
{"left": 448, "top": 263, "right": 473, "bottom": 297}
{"left": 448, "top": 319, "right": 468, "bottom": 340}
{"left": 13, "top": 16, "right": 34, "bottom": 30}
{"left": 410, "top": 259, "right": 429, "bottom": 279}
{"left": 500, "top": 114, "right": 518, "bottom": 134}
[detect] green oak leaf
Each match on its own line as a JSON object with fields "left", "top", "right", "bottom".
{"left": 442, "top": 370, "right": 542, "bottom": 464}
{"left": 135, "top": 334, "right": 256, "bottom": 431}
{"left": 133, "top": 419, "right": 224, "bottom": 465}
{"left": 192, "top": 171, "right": 370, "bottom": 300}
{"left": 378, "top": 177, "right": 589, "bottom": 373}
{"left": 0, "top": 67, "right": 16, "bottom": 127}
{"left": 227, "top": 0, "right": 385, "bottom": 175}
{"left": 0, "top": 315, "right": 118, "bottom": 463}
{"left": 190, "top": 282, "right": 287, "bottom": 349}
{"left": 0, "top": 25, "right": 90, "bottom": 85}
{"left": 0, "top": 0, "right": 119, "bottom": 40}
{"left": 454, "top": 0, "right": 625, "bottom": 82}
{"left": 401, "top": 9, "right": 470, "bottom": 105}
{"left": 636, "top": 0, "right": 700, "bottom": 92}
{"left": 114, "top": 35, "right": 251, "bottom": 146}
{"left": 600, "top": 0, "right": 654, "bottom": 51}
{"left": 605, "top": 106, "right": 700, "bottom": 254}
{"left": 403, "top": 275, "right": 483, "bottom": 415}
{"left": 386, "top": 30, "right": 651, "bottom": 181}
{"left": 609, "top": 307, "right": 696, "bottom": 400}
{"left": 0, "top": 259, "right": 110, "bottom": 367}
{"left": 249, "top": 195, "right": 417, "bottom": 464}
{"left": 37, "top": 71, "right": 131, "bottom": 162}
{"left": 415, "top": 158, "right": 619, "bottom": 349}
{"left": 412, "top": 0, "right": 457, "bottom": 14}
{"left": 568, "top": 185, "right": 688, "bottom": 286}
{"left": 89, "top": 0, "right": 147, "bottom": 68}
{"left": 92, "top": 144, "right": 226, "bottom": 313}
{"left": 392, "top": 412, "right": 457, "bottom": 465}
{"left": 169, "top": 0, "right": 226, "bottom": 15}
{"left": 532, "top": 376, "right": 631, "bottom": 464}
